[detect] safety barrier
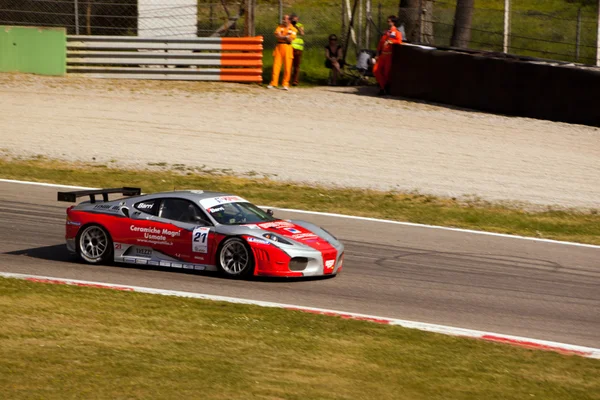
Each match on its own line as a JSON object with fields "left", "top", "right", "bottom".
{"left": 66, "top": 35, "right": 263, "bottom": 82}
{"left": 0, "top": 26, "right": 66, "bottom": 76}
{"left": 390, "top": 44, "right": 600, "bottom": 127}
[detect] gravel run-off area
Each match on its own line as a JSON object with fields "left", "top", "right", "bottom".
{"left": 1, "top": 73, "right": 598, "bottom": 210}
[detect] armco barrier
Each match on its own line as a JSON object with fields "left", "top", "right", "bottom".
{"left": 66, "top": 35, "right": 263, "bottom": 82}
{"left": 0, "top": 26, "right": 66, "bottom": 76}
{"left": 390, "top": 45, "right": 600, "bottom": 127}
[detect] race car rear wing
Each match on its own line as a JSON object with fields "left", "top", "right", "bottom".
{"left": 57, "top": 187, "right": 142, "bottom": 203}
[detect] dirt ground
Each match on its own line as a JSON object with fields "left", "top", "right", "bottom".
{"left": 1, "top": 73, "right": 598, "bottom": 210}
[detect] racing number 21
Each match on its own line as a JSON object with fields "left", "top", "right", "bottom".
{"left": 192, "top": 227, "right": 210, "bottom": 253}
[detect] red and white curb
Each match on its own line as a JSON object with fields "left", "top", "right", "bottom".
{"left": 2, "top": 272, "right": 599, "bottom": 359}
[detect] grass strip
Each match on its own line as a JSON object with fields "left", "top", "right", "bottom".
{"left": 0, "top": 277, "right": 599, "bottom": 400}
{"left": 1, "top": 156, "right": 599, "bottom": 245}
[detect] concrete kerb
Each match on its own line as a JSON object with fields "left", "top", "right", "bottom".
{"left": 1, "top": 271, "right": 599, "bottom": 359}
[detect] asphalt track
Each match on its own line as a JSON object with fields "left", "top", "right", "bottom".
{"left": 1, "top": 181, "right": 599, "bottom": 348}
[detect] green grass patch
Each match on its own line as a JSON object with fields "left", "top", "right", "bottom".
{"left": 1, "top": 156, "right": 599, "bottom": 245}
{"left": 1, "top": 277, "right": 599, "bottom": 400}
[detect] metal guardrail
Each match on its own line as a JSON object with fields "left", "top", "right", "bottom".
{"left": 66, "top": 36, "right": 264, "bottom": 82}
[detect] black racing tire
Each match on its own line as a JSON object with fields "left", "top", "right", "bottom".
{"left": 217, "top": 237, "right": 255, "bottom": 278}
{"left": 76, "top": 224, "right": 113, "bottom": 265}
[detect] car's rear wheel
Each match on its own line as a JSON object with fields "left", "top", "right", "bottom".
{"left": 77, "top": 224, "right": 113, "bottom": 264}
{"left": 217, "top": 238, "right": 255, "bottom": 277}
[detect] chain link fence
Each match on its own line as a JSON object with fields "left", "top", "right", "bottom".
{"left": 0, "top": 0, "right": 598, "bottom": 65}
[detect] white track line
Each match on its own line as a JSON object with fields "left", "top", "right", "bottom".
{"left": 1, "top": 272, "right": 598, "bottom": 359}
{"left": 0, "top": 179, "right": 97, "bottom": 190}
{"left": 1, "top": 178, "right": 599, "bottom": 249}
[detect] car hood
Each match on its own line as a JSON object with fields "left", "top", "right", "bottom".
{"left": 243, "top": 220, "right": 337, "bottom": 251}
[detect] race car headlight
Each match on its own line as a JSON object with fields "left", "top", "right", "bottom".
{"left": 263, "top": 233, "right": 292, "bottom": 245}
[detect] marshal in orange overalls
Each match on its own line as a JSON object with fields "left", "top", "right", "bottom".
{"left": 270, "top": 21, "right": 297, "bottom": 88}
{"left": 373, "top": 25, "right": 402, "bottom": 91}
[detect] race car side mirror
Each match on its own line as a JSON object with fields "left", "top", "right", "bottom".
{"left": 267, "top": 209, "right": 274, "bottom": 216}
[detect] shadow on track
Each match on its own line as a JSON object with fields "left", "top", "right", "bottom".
{"left": 4, "top": 244, "right": 336, "bottom": 283}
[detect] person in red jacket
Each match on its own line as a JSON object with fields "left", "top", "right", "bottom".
{"left": 373, "top": 15, "right": 403, "bottom": 95}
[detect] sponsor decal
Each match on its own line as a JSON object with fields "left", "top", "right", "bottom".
{"left": 94, "top": 204, "right": 121, "bottom": 212}
{"left": 247, "top": 237, "right": 270, "bottom": 245}
{"left": 292, "top": 232, "right": 319, "bottom": 240}
{"left": 208, "top": 206, "right": 225, "bottom": 213}
{"left": 135, "top": 248, "right": 152, "bottom": 257}
{"left": 66, "top": 220, "right": 81, "bottom": 226}
{"left": 214, "top": 196, "right": 243, "bottom": 203}
{"left": 325, "top": 260, "right": 335, "bottom": 269}
{"left": 200, "top": 196, "right": 247, "bottom": 210}
{"left": 192, "top": 226, "right": 210, "bottom": 253}
{"left": 114, "top": 243, "right": 122, "bottom": 250}
{"left": 284, "top": 227, "right": 302, "bottom": 234}
{"left": 244, "top": 224, "right": 260, "bottom": 229}
{"left": 137, "top": 202, "right": 153, "bottom": 210}
{"left": 130, "top": 225, "right": 180, "bottom": 243}
{"left": 259, "top": 221, "right": 295, "bottom": 229}
{"left": 120, "top": 258, "right": 207, "bottom": 271}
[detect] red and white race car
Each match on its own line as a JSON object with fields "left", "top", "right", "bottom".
{"left": 59, "top": 187, "right": 344, "bottom": 278}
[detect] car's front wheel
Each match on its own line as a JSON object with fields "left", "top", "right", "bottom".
{"left": 217, "top": 238, "right": 255, "bottom": 277}
{"left": 76, "top": 224, "right": 113, "bottom": 264}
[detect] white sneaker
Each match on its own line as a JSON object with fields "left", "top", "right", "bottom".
{"left": 267, "top": 85, "right": 275, "bottom": 89}
{"left": 282, "top": 86, "right": 289, "bottom": 91}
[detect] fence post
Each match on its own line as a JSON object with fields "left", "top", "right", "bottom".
{"left": 503, "top": 0, "right": 511, "bottom": 53}
{"left": 279, "top": 0, "right": 283, "bottom": 23}
{"left": 244, "top": 0, "right": 255, "bottom": 36}
{"left": 378, "top": 2, "right": 381, "bottom": 34}
{"left": 342, "top": 0, "right": 346, "bottom": 39}
{"left": 419, "top": 0, "right": 424, "bottom": 43}
{"left": 358, "top": 0, "right": 363, "bottom": 50}
{"left": 74, "top": 0, "right": 79, "bottom": 35}
{"left": 597, "top": 0, "right": 600, "bottom": 66}
{"left": 576, "top": 8, "right": 581, "bottom": 62}
{"left": 366, "top": 0, "right": 371, "bottom": 49}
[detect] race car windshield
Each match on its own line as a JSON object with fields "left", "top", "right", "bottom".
{"left": 206, "top": 202, "right": 276, "bottom": 225}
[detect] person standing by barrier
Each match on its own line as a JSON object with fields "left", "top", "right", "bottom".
{"left": 290, "top": 13, "right": 305, "bottom": 86}
{"left": 373, "top": 15, "right": 403, "bottom": 95}
{"left": 268, "top": 14, "right": 297, "bottom": 91}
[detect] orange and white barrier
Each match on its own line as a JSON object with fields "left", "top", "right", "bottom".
{"left": 66, "top": 36, "right": 264, "bottom": 83}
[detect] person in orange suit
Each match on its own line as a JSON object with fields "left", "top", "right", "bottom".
{"left": 373, "top": 15, "right": 403, "bottom": 95}
{"left": 268, "top": 15, "right": 297, "bottom": 91}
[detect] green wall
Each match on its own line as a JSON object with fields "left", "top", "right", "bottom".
{"left": 0, "top": 26, "right": 66, "bottom": 76}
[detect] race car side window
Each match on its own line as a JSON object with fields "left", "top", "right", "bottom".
{"left": 158, "top": 198, "right": 211, "bottom": 225}
{"left": 134, "top": 200, "right": 158, "bottom": 215}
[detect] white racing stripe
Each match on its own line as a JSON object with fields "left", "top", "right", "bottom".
{"left": 1, "top": 271, "right": 599, "bottom": 359}
{"left": 1, "top": 178, "right": 598, "bottom": 249}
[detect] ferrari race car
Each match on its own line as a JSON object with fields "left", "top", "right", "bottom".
{"left": 58, "top": 187, "right": 344, "bottom": 278}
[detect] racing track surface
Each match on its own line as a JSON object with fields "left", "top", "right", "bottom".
{"left": 1, "top": 182, "right": 599, "bottom": 348}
